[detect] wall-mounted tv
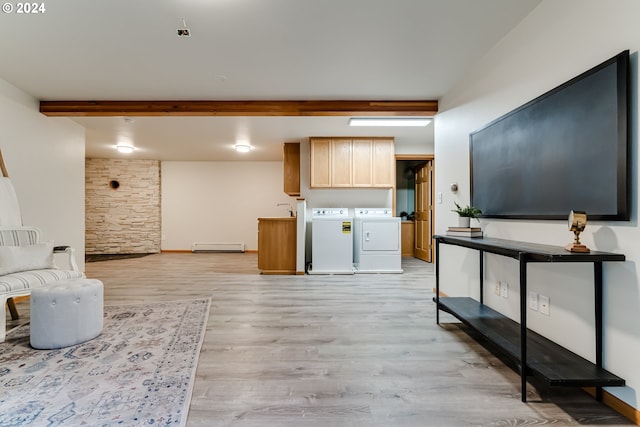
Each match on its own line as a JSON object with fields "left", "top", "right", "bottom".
{"left": 470, "top": 50, "right": 630, "bottom": 220}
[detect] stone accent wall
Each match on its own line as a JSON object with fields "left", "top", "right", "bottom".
{"left": 86, "top": 158, "right": 161, "bottom": 254}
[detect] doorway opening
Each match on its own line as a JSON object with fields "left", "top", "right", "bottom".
{"left": 395, "top": 155, "right": 434, "bottom": 262}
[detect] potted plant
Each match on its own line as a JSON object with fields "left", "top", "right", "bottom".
{"left": 452, "top": 202, "right": 482, "bottom": 228}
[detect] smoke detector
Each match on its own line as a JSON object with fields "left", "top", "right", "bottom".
{"left": 177, "top": 18, "right": 191, "bottom": 37}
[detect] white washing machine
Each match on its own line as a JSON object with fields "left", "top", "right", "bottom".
{"left": 310, "top": 208, "right": 354, "bottom": 274}
{"left": 353, "top": 208, "right": 402, "bottom": 273}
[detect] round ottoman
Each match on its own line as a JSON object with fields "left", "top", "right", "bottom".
{"left": 30, "top": 279, "right": 104, "bottom": 349}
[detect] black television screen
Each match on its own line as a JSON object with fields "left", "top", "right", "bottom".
{"left": 470, "top": 50, "right": 630, "bottom": 220}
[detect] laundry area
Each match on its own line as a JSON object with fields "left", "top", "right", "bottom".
{"left": 352, "top": 208, "right": 402, "bottom": 274}
{"left": 308, "top": 207, "right": 402, "bottom": 275}
{"left": 309, "top": 208, "right": 355, "bottom": 275}
{"left": 256, "top": 140, "right": 433, "bottom": 276}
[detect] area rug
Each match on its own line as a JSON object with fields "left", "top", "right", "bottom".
{"left": 0, "top": 298, "right": 211, "bottom": 427}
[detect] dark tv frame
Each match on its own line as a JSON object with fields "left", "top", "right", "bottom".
{"left": 470, "top": 50, "right": 630, "bottom": 221}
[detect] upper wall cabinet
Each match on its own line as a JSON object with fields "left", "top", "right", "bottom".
{"left": 310, "top": 139, "right": 332, "bottom": 187}
{"left": 283, "top": 142, "right": 300, "bottom": 196}
{"left": 373, "top": 139, "right": 395, "bottom": 186}
{"left": 310, "top": 137, "right": 395, "bottom": 188}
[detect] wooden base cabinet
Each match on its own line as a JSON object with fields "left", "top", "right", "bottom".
{"left": 258, "top": 217, "right": 297, "bottom": 275}
{"left": 401, "top": 221, "right": 415, "bottom": 256}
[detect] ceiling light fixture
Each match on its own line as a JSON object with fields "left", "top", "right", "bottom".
{"left": 349, "top": 117, "right": 432, "bottom": 127}
{"left": 177, "top": 17, "right": 191, "bottom": 37}
{"left": 116, "top": 144, "right": 135, "bottom": 154}
{"left": 234, "top": 144, "right": 253, "bottom": 153}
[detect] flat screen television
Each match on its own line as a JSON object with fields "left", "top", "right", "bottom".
{"left": 470, "top": 50, "right": 630, "bottom": 220}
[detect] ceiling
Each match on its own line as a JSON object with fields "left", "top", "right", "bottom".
{"left": 0, "top": 0, "right": 541, "bottom": 161}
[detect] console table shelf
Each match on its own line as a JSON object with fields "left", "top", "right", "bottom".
{"left": 437, "top": 297, "right": 624, "bottom": 387}
{"left": 434, "top": 235, "right": 625, "bottom": 402}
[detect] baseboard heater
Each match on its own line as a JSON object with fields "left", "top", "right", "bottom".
{"left": 191, "top": 242, "right": 245, "bottom": 253}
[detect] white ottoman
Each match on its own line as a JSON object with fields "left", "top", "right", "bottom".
{"left": 30, "top": 279, "right": 104, "bottom": 349}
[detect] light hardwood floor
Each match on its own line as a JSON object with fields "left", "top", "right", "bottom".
{"left": 8, "top": 253, "right": 632, "bottom": 426}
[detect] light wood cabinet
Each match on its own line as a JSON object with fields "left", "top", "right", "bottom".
{"left": 258, "top": 217, "right": 297, "bottom": 275}
{"left": 372, "top": 139, "right": 394, "bottom": 187}
{"left": 401, "top": 221, "right": 415, "bottom": 256}
{"left": 283, "top": 142, "right": 300, "bottom": 196}
{"left": 310, "top": 137, "right": 394, "bottom": 188}
{"left": 330, "top": 138, "right": 352, "bottom": 187}
{"left": 310, "top": 138, "right": 331, "bottom": 187}
{"left": 351, "top": 139, "right": 373, "bottom": 187}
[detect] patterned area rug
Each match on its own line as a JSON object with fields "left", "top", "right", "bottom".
{"left": 0, "top": 298, "right": 211, "bottom": 427}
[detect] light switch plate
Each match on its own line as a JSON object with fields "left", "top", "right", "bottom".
{"left": 500, "top": 281, "right": 509, "bottom": 298}
{"left": 539, "top": 295, "right": 550, "bottom": 316}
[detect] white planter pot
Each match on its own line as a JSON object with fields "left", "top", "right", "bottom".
{"left": 458, "top": 217, "right": 471, "bottom": 228}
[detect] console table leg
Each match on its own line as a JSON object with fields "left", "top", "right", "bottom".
{"left": 520, "top": 255, "right": 528, "bottom": 403}
{"left": 479, "top": 250, "right": 484, "bottom": 304}
{"left": 595, "top": 261, "right": 603, "bottom": 401}
{"left": 435, "top": 239, "right": 440, "bottom": 325}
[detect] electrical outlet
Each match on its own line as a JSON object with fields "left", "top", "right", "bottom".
{"left": 494, "top": 281, "right": 501, "bottom": 296}
{"left": 528, "top": 291, "right": 539, "bottom": 311}
{"left": 539, "top": 295, "right": 550, "bottom": 316}
{"left": 500, "top": 281, "right": 509, "bottom": 298}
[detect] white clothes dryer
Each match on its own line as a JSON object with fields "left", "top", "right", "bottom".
{"left": 353, "top": 208, "right": 402, "bottom": 273}
{"left": 310, "top": 208, "right": 354, "bottom": 274}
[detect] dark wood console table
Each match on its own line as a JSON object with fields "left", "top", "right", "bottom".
{"left": 434, "top": 235, "right": 625, "bottom": 402}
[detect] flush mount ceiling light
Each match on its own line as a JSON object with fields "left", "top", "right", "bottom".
{"left": 234, "top": 144, "right": 253, "bottom": 153}
{"left": 116, "top": 144, "right": 135, "bottom": 154}
{"left": 349, "top": 117, "right": 432, "bottom": 127}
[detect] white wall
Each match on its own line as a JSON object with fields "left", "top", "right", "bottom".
{"left": 395, "top": 125, "right": 435, "bottom": 155}
{"left": 161, "top": 161, "right": 294, "bottom": 251}
{"left": 435, "top": 0, "right": 640, "bottom": 409}
{"left": 0, "top": 78, "right": 85, "bottom": 270}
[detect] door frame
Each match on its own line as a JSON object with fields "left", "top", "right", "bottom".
{"left": 394, "top": 154, "right": 435, "bottom": 262}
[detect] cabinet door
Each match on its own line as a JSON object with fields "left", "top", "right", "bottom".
{"left": 401, "top": 221, "right": 415, "bottom": 256}
{"left": 330, "top": 139, "right": 352, "bottom": 187}
{"left": 258, "top": 219, "right": 297, "bottom": 273}
{"left": 283, "top": 142, "right": 300, "bottom": 196}
{"left": 372, "top": 139, "right": 395, "bottom": 187}
{"left": 310, "top": 139, "right": 331, "bottom": 188}
{"left": 352, "top": 139, "right": 373, "bottom": 187}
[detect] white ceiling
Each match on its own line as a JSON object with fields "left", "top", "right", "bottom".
{"left": 0, "top": 0, "right": 541, "bottom": 161}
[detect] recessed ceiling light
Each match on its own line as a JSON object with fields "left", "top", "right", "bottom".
{"left": 349, "top": 117, "right": 432, "bottom": 127}
{"left": 116, "top": 145, "right": 135, "bottom": 154}
{"left": 234, "top": 144, "right": 253, "bottom": 153}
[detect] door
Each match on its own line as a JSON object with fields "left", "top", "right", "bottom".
{"left": 414, "top": 161, "right": 433, "bottom": 262}
{"left": 361, "top": 221, "right": 400, "bottom": 251}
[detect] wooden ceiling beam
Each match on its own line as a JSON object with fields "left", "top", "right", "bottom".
{"left": 39, "top": 100, "right": 438, "bottom": 117}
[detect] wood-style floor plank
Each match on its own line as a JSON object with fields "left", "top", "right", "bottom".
{"left": 7, "top": 253, "right": 632, "bottom": 426}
